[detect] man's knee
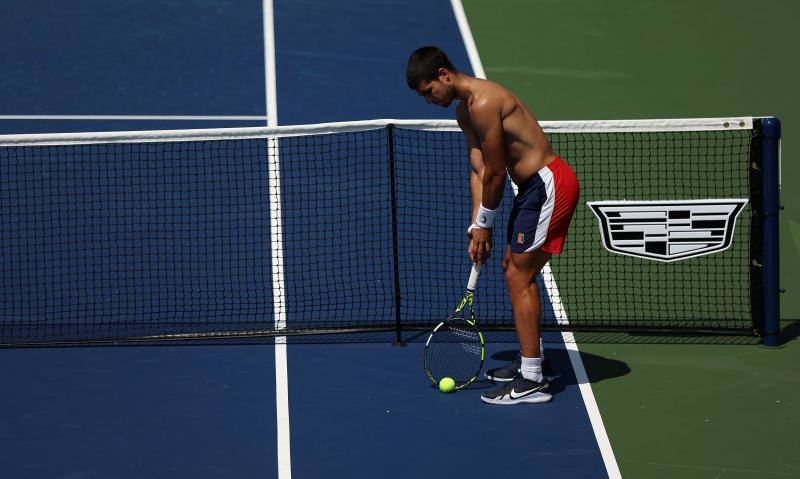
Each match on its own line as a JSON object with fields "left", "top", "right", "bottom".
{"left": 504, "top": 262, "right": 534, "bottom": 295}
{"left": 505, "top": 251, "right": 550, "bottom": 292}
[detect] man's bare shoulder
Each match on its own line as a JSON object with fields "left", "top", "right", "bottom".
{"left": 474, "top": 79, "right": 514, "bottom": 98}
{"left": 467, "top": 80, "right": 509, "bottom": 115}
{"left": 466, "top": 91, "right": 505, "bottom": 134}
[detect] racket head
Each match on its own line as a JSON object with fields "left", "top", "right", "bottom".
{"left": 423, "top": 311, "right": 485, "bottom": 389}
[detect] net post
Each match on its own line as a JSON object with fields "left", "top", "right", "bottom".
{"left": 387, "top": 125, "right": 405, "bottom": 347}
{"left": 760, "top": 117, "right": 781, "bottom": 347}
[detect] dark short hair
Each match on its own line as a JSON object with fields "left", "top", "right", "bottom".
{"left": 406, "top": 47, "right": 457, "bottom": 90}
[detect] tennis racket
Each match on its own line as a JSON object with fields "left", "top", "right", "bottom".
{"left": 423, "top": 263, "right": 485, "bottom": 389}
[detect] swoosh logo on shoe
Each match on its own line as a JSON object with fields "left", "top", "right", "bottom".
{"left": 510, "top": 385, "right": 545, "bottom": 399}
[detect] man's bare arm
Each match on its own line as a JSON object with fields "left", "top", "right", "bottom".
{"left": 457, "top": 106, "right": 483, "bottom": 224}
{"left": 469, "top": 98, "right": 506, "bottom": 212}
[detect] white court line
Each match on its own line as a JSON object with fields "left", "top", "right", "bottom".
{"left": 263, "top": 0, "right": 291, "bottom": 477}
{"left": 0, "top": 115, "right": 267, "bottom": 121}
{"left": 449, "top": 2, "right": 621, "bottom": 477}
{"left": 450, "top": 0, "right": 485, "bottom": 80}
{"left": 545, "top": 270, "right": 621, "bottom": 476}
{"left": 263, "top": 1, "right": 278, "bottom": 127}
{"left": 561, "top": 332, "right": 622, "bottom": 477}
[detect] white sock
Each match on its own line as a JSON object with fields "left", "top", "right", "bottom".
{"left": 520, "top": 356, "right": 543, "bottom": 382}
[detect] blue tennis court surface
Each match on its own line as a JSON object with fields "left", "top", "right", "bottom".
{"left": 0, "top": 1, "right": 614, "bottom": 477}
{"left": 288, "top": 342, "right": 604, "bottom": 478}
{"left": 1, "top": 346, "right": 278, "bottom": 477}
{"left": 0, "top": 0, "right": 265, "bottom": 120}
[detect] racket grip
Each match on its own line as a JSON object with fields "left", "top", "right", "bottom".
{"left": 467, "top": 263, "right": 483, "bottom": 292}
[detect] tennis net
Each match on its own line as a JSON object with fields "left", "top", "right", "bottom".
{"left": 0, "top": 117, "right": 780, "bottom": 346}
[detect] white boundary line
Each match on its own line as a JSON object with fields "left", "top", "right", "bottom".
{"left": 263, "top": 0, "right": 291, "bottom": 477}
{"left": 561, "top": 332, "right": 622, "bottom": 478}
{"left": 448, "top": 2, "right": 621, "bottom": 478}
{"left": 263, "top": 0, "right": 278, "bottom": 127}
{"left": 450, "top": 0, "right": 485, "bottom": 79}
{"left": 0, "top": 115, "right": 267, "bottom": 121}
{"left": 548, "top": 276, "right": 621, "bottom": 476}
{"left": 0, "top": 117, "right": 754, "bottom": 147}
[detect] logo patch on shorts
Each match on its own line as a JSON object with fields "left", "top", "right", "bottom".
{"left": 517, "top": 233, "right": 525, "bottom": 244}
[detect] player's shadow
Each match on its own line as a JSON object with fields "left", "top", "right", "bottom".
{"left": 488, "top": 348, "right": 631, "bottom": 396}
{"left": 779, "top": 320, "right": 800, "bottom": 346}
{"left": 458, "top": 378, "right": 501, "bottom": 391}
{"left": 426, "top": 379, "right": 498, "bottom": 392}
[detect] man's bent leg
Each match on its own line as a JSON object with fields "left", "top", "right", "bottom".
{"left": 505, "top": 249, "right": 552, "bottom": 358}
{"left": 482, "top": 249, "right": 554, "bottom": 404}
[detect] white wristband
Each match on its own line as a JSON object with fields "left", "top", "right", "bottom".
{"left": 475, "top": 204, "right": 497, "bottom": 229}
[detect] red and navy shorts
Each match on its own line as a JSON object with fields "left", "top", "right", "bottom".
{"left": 507, "top": 157, "right": 580, "bottom": 255}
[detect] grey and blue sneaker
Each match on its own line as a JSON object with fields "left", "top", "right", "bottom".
{"left": 480, "top": 375, "right": 552, "bottom": 405}
{"left": 485, "top": 356, "right": 552, "bottom": 382}
{"left": 484, "top": 356, "right": 521, "bottom": 382}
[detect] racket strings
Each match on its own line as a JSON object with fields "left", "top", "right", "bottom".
{"left": 426, "top": 319, "right": 483, "bottom": 385}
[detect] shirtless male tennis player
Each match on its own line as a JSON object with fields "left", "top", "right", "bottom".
{"left": 407, "top": 47, "right": 579, "bottom": 405}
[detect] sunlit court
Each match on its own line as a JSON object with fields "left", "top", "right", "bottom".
{"left": 1, "top": 1, "right": 797, "bottom": 477}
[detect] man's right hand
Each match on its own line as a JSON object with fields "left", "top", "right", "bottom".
{"left": 468, "top": 227, "right": 492, "bottom": 264}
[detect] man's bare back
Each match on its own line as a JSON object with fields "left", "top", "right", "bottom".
{"left": 455, "top": 78, "right": 556, "bottom": 186}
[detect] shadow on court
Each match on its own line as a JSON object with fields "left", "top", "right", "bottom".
{"left": 571, "top": 331, "right": 763, "bottom": 346}
{"left": 779, "top": 320, "right": 800, "bottom": 346}
{"left": 491, "top": 347, "right": 631, "bottom": 394}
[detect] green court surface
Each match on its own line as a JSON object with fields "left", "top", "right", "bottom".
{"left": 578, "top": 334, "right": 799, "bottom": 478}
{"left": 463, "top": 0, "right": 800, "bottom": 476}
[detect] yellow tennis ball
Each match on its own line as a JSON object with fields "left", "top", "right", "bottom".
{"left": 439, "top": 377, "right": 456, "bottom": 393}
